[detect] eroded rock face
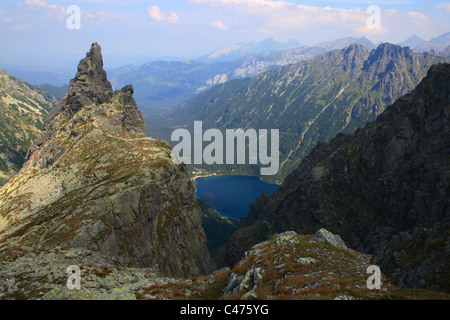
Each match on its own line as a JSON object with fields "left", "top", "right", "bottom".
{"left": 0, "top": 43, "right": 214, "bottom": 278}
{"left": 46, "top": 42, "right": 113, "bottom": 123}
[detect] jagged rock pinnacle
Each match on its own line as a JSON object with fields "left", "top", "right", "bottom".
{"left": 47, "top": 42, "right": 113, "bottom": 124}
{"left": 28, "top": 43, "right": 145, "bottom": 160}
{"left": 0, "top": 43, "right": 215, "bottom": 279}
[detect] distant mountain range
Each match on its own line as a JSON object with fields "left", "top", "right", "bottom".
{"left": 3, "top": 36, "right": 448, "bottom": 187}
{"left": 198, "top": 37, "right": 305, "bottom": 63}
{"left": 35, "top": 83, "right": 70, "bottom": 100}
{"left": 107, "top": 46, "right": 328, "bottom": 112}
{"left": 315, "top": 36, "right": 376, "bottom": 51}
{"left": 106, "top": 34, "right": 449, "bottom": 113}
{"left": 148, "top": 43, "right": 450, "bottom": 183}
{"left": 0, "top": 65, "right": 72, "bottom": 87}
{"left": 4, "top": 33, "right": 449, "bottom": 115}
{"left": 398, "top": 32, "right": 450, "bottom": 53}
{"left": 107, "top": 36, "right": 379, "bottom": 112}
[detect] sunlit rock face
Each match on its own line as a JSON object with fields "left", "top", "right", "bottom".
{"left": 0, "top": 43, "right": 214, "bottom": 278}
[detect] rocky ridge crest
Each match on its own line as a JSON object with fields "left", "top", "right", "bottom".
{"left": 0, "top": 43, "right": 214, "bottom": 278}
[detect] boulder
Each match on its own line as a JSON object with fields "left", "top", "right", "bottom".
{"left": 314, "top": 228, "right": 348, "bottom": 250}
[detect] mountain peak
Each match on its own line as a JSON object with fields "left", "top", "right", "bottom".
{"left": 410, "top": 34, "right": 424, "bottom": 40}
{"left": 0, "top": 43, "right": 214, "bottom": 279}
{"left": 344, "top": 42, "right": 369, "bottom": 52}
{"left": 398, "top": 35, "right": 426, "bottom": 49}
{"left": 47, "top": 42, "right": 113, "bottom": 124}
{"left": 430, "top": 31, "right": 450, "bottom": 44}
{"left": 30, "top": 43, "right": 145, "bottom": 160}
{"left": 373, "top": 42, "right": 413, "bottom": 58}
{"left": 67, "top": 42, "right": 113, "bottom": 111}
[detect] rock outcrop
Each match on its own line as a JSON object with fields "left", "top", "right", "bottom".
{"left": 46, "top": 42, "right": 113, "bottom": 123}
{"left": 314, "top": 228, "right": 348, "bottom": 250}
{"left": 0, "top": 43, "right": 214, "bottom": 278}
{"left": 223, "top": 63, "right": 450, "bottom": 292}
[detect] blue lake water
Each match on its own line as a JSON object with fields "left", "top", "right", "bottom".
{"left": 195, "top": 175, "right": 279, "bottom": 219}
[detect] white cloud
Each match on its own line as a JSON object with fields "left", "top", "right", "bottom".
{"left": 167, "top": 13, "right": 179, "bottom": 24}
{"left": 147, "top": 6, "right": 178, "bottom": 24}
{"left": 148, "top": 6, "right": 164, "bottom": 21}
{"left": 24, "top": 0, "right": 47, "bottom": 7}
{"left": 2, "top": 16, "right": 13, "bottom": 23}
{"left": 83, "top": 10, "right": 116, "bottom": 26}
{"left": 95, "top": 10, "right": 116, "bottom": 21}
{"left": 263, "top": 5, "right": 370, "bottom": 32}
{"left": 211, "top": 20, "right": 227, "bottom": 30}
{"left": 47, "top": 4, "right": 66, "bottom": 21}
{"left": 189, "top": 0, "right": 437, "bottom": 40}
{"left": 190, "top": 0, "right": 291, "bottom": 7}
{"left": 191, "top": 1, "right": 370, "bottom": 32}
{"left": 19, "top": 0, "right": 66, "bottom": 21}
{"left": 407, "top": 11, "right": 430, "bottom": 22}
{"left": 436, "top": 2, "right": 450, "bottom": 13}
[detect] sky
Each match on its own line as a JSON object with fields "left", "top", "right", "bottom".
{"left": 0, "top": 0, "right": 449, "bottom": 73}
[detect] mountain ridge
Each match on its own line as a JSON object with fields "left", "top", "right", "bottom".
{"left": 401, "top": 32, "right": 450, "bottom": 53}
{"left": 197, "top": 37, "right": 305, "bottom": 63}
{"left": 0, "top": 43, "right": 214, "bottom": 278}
{"left": 150, "top": 43, "right": 449, "bottom": 183}
{"left": 222, "top": 63, "right": 450, "bottom": 292}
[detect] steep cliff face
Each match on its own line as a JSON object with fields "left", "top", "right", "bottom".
{"left": 0, "top": 43, "right": 214, "bottom": 278}
{"left": 224, "top": 63, "right": 450, "bottom": 292}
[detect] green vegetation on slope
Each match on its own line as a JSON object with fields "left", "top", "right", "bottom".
{"left": 0, "top": 70, "right": 57, "bottom": 186}
{"left": 147, "top": 44, "right": 449, "bottom": 183}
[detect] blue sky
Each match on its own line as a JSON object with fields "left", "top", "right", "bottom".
{"left": 0, "top": 0, "right": 449, "bottom": 71}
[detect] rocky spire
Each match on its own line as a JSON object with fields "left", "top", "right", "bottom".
{"left": 46, "top": 42, "right": 113, "bottom": 124}
{"left": 28, "top": 43, "right": 145, "bottom": 160}
{"left": 0, "top": 43, "right": 215, "bottom": 279}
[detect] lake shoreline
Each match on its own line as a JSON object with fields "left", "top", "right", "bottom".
{"left": 191, "top": 173, "right": 218, "bottom": 181}
{"left": 191, "top": 172, "right": 282, "bottom": 185}
{"left": 194, "top": 174, "right": 280, "bottom": 219}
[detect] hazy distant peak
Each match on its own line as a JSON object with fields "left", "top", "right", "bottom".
{"left": 430, "top": 31, "right": 450, "bottom": 44}
{"left": 314, "top": 36, "right": 376, "bottom": 51}
{"left": 199, "top": 37, "right": 304, "bottom": 62}
{"left": 400, "top": 32, "right": 450, "bottom": 53}
{"left": 398, "top": 35, "right": 426, "bottom": 49}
